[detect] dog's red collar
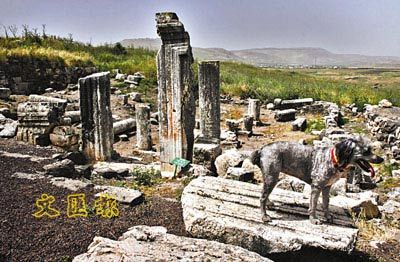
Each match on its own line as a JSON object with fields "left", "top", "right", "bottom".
{"left": 331, "top": 147, "right": 347, "bottom": 170}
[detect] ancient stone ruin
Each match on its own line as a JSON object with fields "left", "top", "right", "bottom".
{"left": 156, "top": 12, "right": 196, "bottom": 177}
{"left": 17, "top": 95, "right": 67, "bottom": 145}
{"left": 79, "top": 72, "right": 113, "bottom": 162}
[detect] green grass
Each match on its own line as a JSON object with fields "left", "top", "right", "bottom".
{"left": 305, "top": 117, "right": 325, "bottom": 133}
{"left": 220, "top": 62, "right": 400, "bottom": 107}
{"left": 1, "top": 35, "right": 399, "bottom": 107}
{"left": 0, "top": 36, "right": 157, "bottom": 76}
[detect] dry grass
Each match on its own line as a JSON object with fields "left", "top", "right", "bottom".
{"left": 0, "top": 46, "right": 93, "bottom": 67}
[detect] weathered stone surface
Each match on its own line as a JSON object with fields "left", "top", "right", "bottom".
{"left": 43, "top": 159, "right": 77, "bottom": 178}
{"left": 113, "top": 118, "right": 136, "bottom": 135}
{"left": 94, "top": 185, "right": 143, "bottom": 205}
{"left": 28, "top": 94, "right": 67, "bottom": 105}
{"left": 378, "top": 99, "right": 392, "bottom": 108}
{"left": 73, "top": 225, "right": 271, "bottom": 262}
{"left": 182, "top": 177, "right": 359, "bottom": 255}
{"left": 226, "top": 167, "right": 253, "bottom": 181}
{"left": 193, "top": 142, "right": 222, "bottom": 172}
{"left": 64, "top": 110, "right": 81, "bottom": 123}
{"left": 128, "top": 92, "right": 142, "bottom": 102}
{"left": 276, "top": 176, "right": 307, "bottom": 193}
{"left": 0, "top": 87, "right": 11, "bottom": 99}
{"left": 186, "top": 164, "right": 214, "bottom": 177}
{"left": 380, "top": 200, "right": 400, "bottom": 220}
{"left": 292, "top": 117, "right": 307, "bottom": 131}
{"left": 12, "top": 172, "right": 45, "bottom": 180}
{"left": 274, "top": 109, "right": 296, "bottom": 122}
{"left": 50, "top": 177, "right": 92, "bottom": 191}
{"left": 243, "top": 115, "right": 254, "bottom": 133}
{"left": 248, "top": 99, "right": 261, "bottom": 121}
{"left": 0, "top": 120, "right": 17, "bottom": 137}
{"left": 242, "top": 158, "right": 263, "bottom": 183}
{"left": 17, "top": 101, "right": 66, "bottom": 145}
{"left": 226, "top": 119, "right": 241, "bottom": 132}
{"left": 156, "top": 12, "right": 196, "bottom": 177}
{"left": 199, "top": 61, "right": 220, "bottom": 140}
{"left": 215, "top": 149, "right": 244, "bottom": 176}
{"left": 53, "top": 151, "right": 87, "bottom": 165}
{"left": 275, "top": 98, "right": 314, "bottom": 110}
{"left": 49, "top": 126, "right": 80, "bottom": 150}
{"left": 92, "top": 164, "right": 129, "bottom": 179}
{"left": 135, "top": 104, "right": 152, "bottom": 150}
{"left": 79, "top": 72, "right": 113, "bottom": 162}
{"left": 124, "top": 72, "right": 144, "bottom": 85}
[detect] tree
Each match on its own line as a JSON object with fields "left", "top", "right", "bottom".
{"left": 42, "top": 24, "right": 47, "bottom": 38}
{"left": 112, "top": 42, "right": 127, "bottom": 55}
{"left": 22, "top": 24, "right": 29, "bottom": 38}
{"left": 8, "top": 25, "right": 18, "bottom": 38}
{"left": 1, "top": 24, "right": 8, "bottom": 38}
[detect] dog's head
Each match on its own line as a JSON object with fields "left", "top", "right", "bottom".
{"left": 334, "top": 137, "right": 384, "bottom": 177}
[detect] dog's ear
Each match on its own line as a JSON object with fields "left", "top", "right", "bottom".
{"left": 335, "top": 139, "right": 356, "bottom": 166}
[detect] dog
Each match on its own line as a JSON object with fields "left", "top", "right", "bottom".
{"left": 250, "top": 137, "right": 383, "bottom": 224}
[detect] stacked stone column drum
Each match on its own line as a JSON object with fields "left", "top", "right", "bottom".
{"left": 156, "top": 12, "right": 196, "bottom": 177}
{"left": 193, "top": 61, "right": 222, "bottom": 172}
{"left": 79, "top": 72, "right": 113, "bottom": 162}
{"left": 199, "top": 61, "right": 220, "bottom": 140}
{"left": 248, "top": 99, "right": 261, "bottom": 122}
{"left": 136, "top": 104, "right": 152, "bottom": 150}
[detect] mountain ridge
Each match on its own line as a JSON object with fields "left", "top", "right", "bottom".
{"left": 120, "top": 38, "right": 400, "bottom": 67}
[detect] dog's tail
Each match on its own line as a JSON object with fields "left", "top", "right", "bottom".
{"left": 250, "top": 149, "right": 261, "bottom": 168}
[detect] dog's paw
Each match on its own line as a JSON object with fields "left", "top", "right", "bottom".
{"left": 309, "top": 217, "right": 322, "bottom": 225}
{"left": 262, "top": 215, "right": 272, "bottom": 223}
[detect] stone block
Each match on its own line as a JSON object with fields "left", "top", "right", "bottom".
{"left": 274, "top": 109, "right": 296, "bottom": 122}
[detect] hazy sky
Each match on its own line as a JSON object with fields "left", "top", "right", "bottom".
{"left": 1, "top": 0, "right": 400, "bottom": 56}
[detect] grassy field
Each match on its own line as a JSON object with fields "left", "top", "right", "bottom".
{"left": 1, "top": 35, "right": 399, "bottom": 107}
{"left": 220, "top": 62, "right": 400, "bottom": 107}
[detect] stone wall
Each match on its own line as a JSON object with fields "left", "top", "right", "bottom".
{"left": 0, "top": 56, "right": 96, "bottom": 95}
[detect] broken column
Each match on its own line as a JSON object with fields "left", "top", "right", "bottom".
{"left": 199, "top": 61, "right": 220, "bottom": 140}
{"left": 113, "top": 118, "right": 136, "bottom": 135}
{"left": 248, "top": 99, "right": 261, "bottom": 122}
{"left": 135, "top": 104, "right": 152, "bottom": 150}
{"left": 79, "top": 72, "right": 113, "bottom": 162}
{"left": 156, "top": 12, "right": 196, "bottom": 177}
{"left": 193, "top": 61, "right": 222, "bottom": 172}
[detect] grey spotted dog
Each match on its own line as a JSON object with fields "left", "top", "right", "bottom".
{"left": 250, "top": 137, "right": 383, "bottom": 224}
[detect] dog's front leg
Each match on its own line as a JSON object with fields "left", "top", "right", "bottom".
{"left": 309, "top": 185, "right": 322, "bottom": 225}
{"left": 322, "top": 186, "right": 333, "bottom": 223}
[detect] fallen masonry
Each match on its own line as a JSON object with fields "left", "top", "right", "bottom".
{"left": 182, "top": 176, "right": 361, "bottom": 255}
{"left": 73, "top": 225, "right": 272, "bottom": 262}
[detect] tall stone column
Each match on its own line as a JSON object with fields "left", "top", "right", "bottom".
{"left": 248, "top": 99, "right": 261, "bottom": 122}
{"left": 136, "top": 104, "right": 152, "bottom": 150}
{"left": 199, "top": 61, "right": 220, "bottom": 140}
{"left": 156, "top": 12, "right": 196, "bottom": 177}
{"left": 79, "top": 72, "right": 113, "bottom": 162}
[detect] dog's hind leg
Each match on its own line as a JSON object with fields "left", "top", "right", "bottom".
{"left": 260, "top": 166, "right": 279, "bottom": 223}
{"left": 309, "top": 185, "right": 322, "bottom": 225}
{"left": 321, "top": 186, "right": 333, "bottom": 223}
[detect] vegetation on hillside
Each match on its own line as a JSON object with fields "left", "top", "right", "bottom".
{"left": 1, "top": 26, "right": 399, "bottom": 107}
{"left": 0, "top": 26, "right": 157, "bottom": 78}
{"left": 220, "top": 62, "right": 400, "bottom": 107}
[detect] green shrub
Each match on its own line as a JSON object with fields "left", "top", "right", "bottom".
{"left": 131, "top": 167, "right": 162, "bottom": 186}
{"left": 305, "top": 118, "right": 325, "bottom": 133}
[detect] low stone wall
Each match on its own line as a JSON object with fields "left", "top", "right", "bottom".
{"left": 0, "top": 56, "right": 96, "bottom": 95}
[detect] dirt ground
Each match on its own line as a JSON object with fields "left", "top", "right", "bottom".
{"left": 0, "top": 140, "right": 187, "bottom": 262}
{"left": 1, "top": 89, "right": 400, "bottom": 261}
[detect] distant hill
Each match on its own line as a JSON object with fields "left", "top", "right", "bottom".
{"left": 120, "top": 38, "right": 400, "bottom": 67}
